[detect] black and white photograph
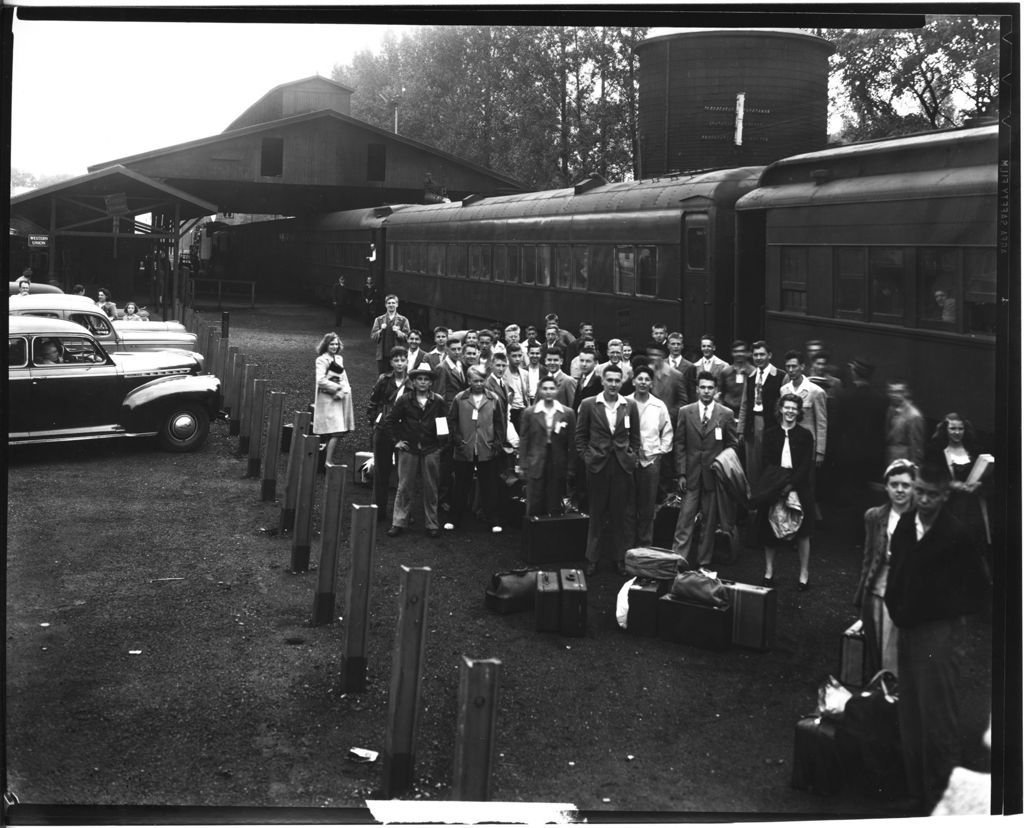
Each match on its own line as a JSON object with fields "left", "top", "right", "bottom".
{"left": 5, "top": 4, "right": 1020, "bottom": 824}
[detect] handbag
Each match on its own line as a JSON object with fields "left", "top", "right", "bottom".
{"left": 669, "top": 569, "right": 730, "bottom": 608}
{"left": 835, "top": 670, "right": 906, "bottom": 800}
{"left": 484, "top": 568, "right": 538, "bottom": 614}
{"left": 769, "top": 490, "right": 803, "bottom": 540}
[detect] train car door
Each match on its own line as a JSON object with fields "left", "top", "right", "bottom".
{"left": 681, "top": 212, "right": 710, "bottom": 347}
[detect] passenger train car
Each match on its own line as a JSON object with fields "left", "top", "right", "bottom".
{"left": 216, "top": 124, "right": 1001, "bottom": 436}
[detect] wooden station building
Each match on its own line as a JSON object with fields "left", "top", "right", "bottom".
{"left": 9, "top": 75, "right": 522, "bottom": 303}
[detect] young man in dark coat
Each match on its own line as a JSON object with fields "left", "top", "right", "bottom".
{"left": 884, "top": 461, "right": 991, "bottom": 815}
{"left": 366, "top": 346, "right": 411, "bottom": 522}
{"left": 516, "top": 376, "right": 576, "bottom": 516}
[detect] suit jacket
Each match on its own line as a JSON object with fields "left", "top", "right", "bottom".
{"left": 674, "top": 402, "right": 738, "bottom": 490}
{"left": 738, "top": 364, "right": 783, "bottom": 439}
{"left": 370, "top": 312, "right": 411, "bottom": 361}
{"left": 761, "top": 424, "right": 814, "bottom": 508}
{"left": 886, "top": 402, "right": 926, "bottom": 465}
{"left": 434, "top": 357, "right": 467, "bottom": 405}
{"left": 484, "top": 374, "right": 510, "bottom": 418}
{"left": 518, "top": 402, "right": 576, "bottom": 480}
{"left": 575, "top": 394, "right": 641, "bottom": 475}
{"left": 572, "top": 371, "right": 602, "bottom": 412}
{"left": 668, "top": 356, "right": 696, "bottom": 400}
{"left": 855, "top": 504, "right": 893, "bottom": 608}
{"left": 652, "top": 365, "right": 688, "bottom": 424}
{"left": 549, "top": 370, "right": 577, "bottom": 409}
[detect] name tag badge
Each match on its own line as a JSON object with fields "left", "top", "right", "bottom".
{"left": 472, "top": 408, "right": 479, "bottom": 421}
{"left": 435, "top": 417, "right": 449, "bottom": 436}
{"left": 624, "top": 415, "right": 630, "bottom": 430}
{"left": 736, "top": 373, "right": 745, "bottom": 384}
{"left": 715, "top": 426, "right": 723, "bottom": 441}
{"left": 375, "top": 412, "right": 382, "bottom": 424}
{"left": 555, "top": 420, "right": 565, "bottom": 434}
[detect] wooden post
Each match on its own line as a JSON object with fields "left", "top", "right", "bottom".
{"left": 221, "top": 311, "right": 230, "bottom": 339}
{"left": 228, "top": 352, "right": 245, "bottom": 435}
{"left": 261, "top": 392, "right": 285, "bottom": 501}
{"left": 452, "top": 657, "right": 502, "bottom": 801}
{"left": 341, "top": 504, "right": 377, "bottom": 691}
{"left": 311, "top": 462, "right": 348, "bottom": 625}
{"left": 224, "top": 346, "right": 240, "bottom": 411}
{"left": 214, "top": 336, "right": 229, "bottom": 384}
{"left": 237, "top": 362, "right": 258, "bottom": 453}
{"left": 246, "top": 379, "right": 267, "bottom": 478}
{"left": 290, "top": 432, "right": 319, "bottom": 573}
{"left": 279, "top": 410, "right": 311, "bottom": 533}
{"left": 382, "top": 566, "right": 432, "bottom": 797}
{"left": 203, "top": 327, "right": 217, "bottom": 374}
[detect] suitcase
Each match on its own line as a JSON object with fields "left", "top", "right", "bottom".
{"left": 534, "top": 571, "right": 561, "bottom": 633}
{"left": 521, "top": 513, "right": 589, "bottom": 564}
{"left": 652, "top": 503, "right": 680, "bottom": 549}
{"left": 558, "top": 568, "right": 588, "bottom": 637}
{"left": 791, "top": 715, "right": 842, "bottom": 796}
{"left": 720, "top": 579, "right": 777, "bottom": 651}
{"left": 626, "top": 577, "right": 670, "bottom": 636}
{"left": 484, "top": 569, "right": 537, "bottom": 615}
{"left": 656, "top": 593, "right": 732, "bottom": 651}
{"left": 838, "top": 619, "right": 868, "bottom": 688}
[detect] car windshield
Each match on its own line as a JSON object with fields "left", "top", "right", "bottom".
{"left": 70, "top": 312, "right": 112, "bottom": 336}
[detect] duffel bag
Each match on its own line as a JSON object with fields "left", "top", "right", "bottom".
{"left": 484, "top": 568, "right": 538, "bottom": 614}
{"left": 669, "top": 569, "right": 730, "bottom": 608}
{"left": 625, "top": 547, "right": 689, "bottom": 580}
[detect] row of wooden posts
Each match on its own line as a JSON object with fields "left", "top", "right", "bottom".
{"left": 180, "top": 306, "right": 501, "bottom": 801}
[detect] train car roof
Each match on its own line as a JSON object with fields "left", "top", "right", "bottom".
{"left": 737, "top": 125, "right": 998, "bottom": 210}
{"left": 374, "top": 167, "right": 763, "bottom": 226}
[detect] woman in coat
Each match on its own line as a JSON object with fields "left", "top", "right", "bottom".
{"left": 925, "top": 412, "right": 991, "bottom": 552}
{"left": 758, "top": 393, "right": 815, "bottom": 590}
{"left": 313, "top": 333, "right": 355, "bottom": 463}
{"left": 854, "top": 458, "right": 916, "bottom": 678}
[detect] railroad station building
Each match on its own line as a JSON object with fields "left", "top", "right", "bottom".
{"left": 9, "top": 75, "right": 522, "bottom": 305}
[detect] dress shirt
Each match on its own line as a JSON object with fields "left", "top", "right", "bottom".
{"left": 753, "top": 367, "right": 766, "bottom": 411}
{"left": 600, "top": 393, "right": 626, "bottom": 431}
{"left": 781, "top": 426, "right": 793, "bottom": 468}
{"left": 506, "top": 369, "right": 527, "bottom": 409}
{"left": 699, "top": 402, "right": 714, "bottom": 426}
{"left": 627, "top": 393, "right": 673, "bottom": 467}
{"left": 525, "top": 364, "right": 542, "bottom": 401}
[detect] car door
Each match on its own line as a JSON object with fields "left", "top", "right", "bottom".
{"left": 8, "top": 336, "right": 33, "bottom": 438}
{"left": 29, "top": 335, "right": 123, "bottom": 436}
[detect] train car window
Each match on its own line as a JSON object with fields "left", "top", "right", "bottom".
{"left": 636, "top": 246, "right": 658, "bottom": 296}
{"left": 686, "top": 226, "right": 708, "bottom": 271}
{"left": 918, "top": 248, "right": 959, "bottom": 329}
{"left": 573, "top": 246, "right": 590, "bottom": 291}
{"left": 469, "top": 245, "right": 491, "bottom": 281}
{"left": 614, "top": 246, "right": 636, "bottom": 295}
{"left": 427, "top": 244, "right": 445, "bottom": 276}
{"left": 9, "top": 337, "right": 27, "bottom": 368}
{"left": 367, "top": 144, "right": 387, "bottom": 182}
{"left": 555, "top": 245, "right": 572, "bottom": 289}
{"left": 260, "top": 138, "right": 284, "bottom": 177}
{"left": 507, "top": 246, "right": 521, "bottom": 284}
{"left": 537, "top": 245, "right": 552, "bottom": 287}
{"left": 493, "top": 245, "right": 507, "bottom": 283}
{"left": 834, "top": 247, "right": 865, "bottom": 319}
{"left": 522, "top": 246, "right": 536, "bottom": 286}
{"left": 388, "top": 244, "right": 396, "bottom": 271}
{"left": 964, "top": 248, "right": 996, "bottom": 335}
{"left": 589, "top": 246, "right": 612, "bottom": 294}
{"left": 868, "top": 248, "right": 905, "bottom": 322}
{"left": 448, "top": 244, "right": 467, "bottom": 278}
{"left": 780, "top": 247, "right": 809, "bottom": 314}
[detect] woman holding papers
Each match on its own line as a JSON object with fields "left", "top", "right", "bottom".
{"left": 926, "top": 413, "right": 992, "bottom": 552}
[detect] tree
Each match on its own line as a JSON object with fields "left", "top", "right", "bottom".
{"left": 824, "top": 17, "right": 1000, "bottom": 142}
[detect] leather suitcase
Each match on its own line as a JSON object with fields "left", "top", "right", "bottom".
{"left": 838, "top": 619, "right": 868, "bottom": 688}
{"left": 652, "top": 503, "right": 680, "bottom": 549}
{"left": 484, "top": 569, "right": 537, "bottom": 615}
{"left": 656, "top": 593, "right": 732, "bottom": 651}
{"left": 558, "top": 568, "right": 588, "bottom": 637}
{"left": 521, "top": 513, "right": 589, "bottom": 564}
{"left": 534, "top": 571, "right": 561, "bottom": 633}
{"left": 791, "top": 715, "right": 842, "bottom": 796}
{"left": 720, "top": 579, "right": 777, "bottom": 651}
{"left": 627, "top": 577, "right": 670, "bottom": 636}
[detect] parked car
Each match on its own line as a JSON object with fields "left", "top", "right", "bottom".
{"left": 8, "top": 281, "right": 63, "bottom": 296}
{"left": 8, "top": 294, "right": 199, "bottom": 359}
{"left": 8, "top": 316, "right": 221, "bottom": 452}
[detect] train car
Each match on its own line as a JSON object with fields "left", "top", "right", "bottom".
{"left": 377, "top": 169, "right": 763, "bottom": 348}
{"left": 735, "top": 125, "right": 999, "bottom": 437}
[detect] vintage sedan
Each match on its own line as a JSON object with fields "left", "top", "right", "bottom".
{"left": 8, "top": 316, "right": 221, "bottom": 452}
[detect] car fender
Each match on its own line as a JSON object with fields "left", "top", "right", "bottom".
{"left": 122, "top": 375, "right": 223, "bottom": 430}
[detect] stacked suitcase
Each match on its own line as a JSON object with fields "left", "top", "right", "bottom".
{"left": 534, "top": 568, "right": 588, "bottom": 637}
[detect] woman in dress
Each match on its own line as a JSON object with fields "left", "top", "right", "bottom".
{"left": 122, "top": 301, "right": 145, "bottom": 321}
{"left": 854, "top": 458, "right": 916, "bottom": 678}
{"left": 758, "top": 393, "right": 815, "bottom": 590}
{"left": 925, "top": 412, "right": 990, "bottom": 551}
{"left": 313, "top": 333, "right": 355, "bottom": 463}
{"left": 96, "top": 288, "right": 116, "bottom": 319}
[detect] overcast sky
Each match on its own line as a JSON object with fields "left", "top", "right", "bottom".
{"left": 9, "top": 16, "right": 414, "bottom": 178}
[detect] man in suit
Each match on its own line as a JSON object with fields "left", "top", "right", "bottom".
{"left": 425, "top": 326, "right": 448, "bottom": 368}
{"left": 571, "top": 350, "right": 603, "bottom": 412}
{"left": 648, "top": 341, "right": 688, "bottom": 499}
{"left": 885, "top": 380, "right": 927, "bottom": 466}
{"left": 575, "top": 364, "right": 641, "bottom": 576}
{"left": 516, "top": 376, "right": 577, "bottom": 516}
{"left": 403, "top": 329, "right": 427, "bottom": 373}
{"left": 598, "top": 338, "right": 633, "bottom": 386}
{"left": 737, "top": 340, "right": 783, "bottom": 493}
{"left": 544, "top": 349, "right": 577, "bottom": 409}
{"left": 695, "top": 334, "right": 730, "bottom": 381}
{"left": 504, "top": 344, "right": 529, "bottom": 433}
{"left": 369, "top": 293, "right": 410, "bottom": 374}
{"left": 672, "top": 371, "right": 739, "bottom": 567}
{"left": 667, "top": 332, "right": 696, "bottom": 399}
{"left": 366, "top": 346, "right": 411, "bottom": 521}
{"left": 434, "top": 338, "right": 467, "bottom": 406}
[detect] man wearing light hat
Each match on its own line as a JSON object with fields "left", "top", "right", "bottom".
{"left": 383, "top": 362, "right": 450, "bottom": 538}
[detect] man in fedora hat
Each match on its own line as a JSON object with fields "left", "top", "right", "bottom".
{"left": 383, "top": 362, "right": 450, "bottom": 538}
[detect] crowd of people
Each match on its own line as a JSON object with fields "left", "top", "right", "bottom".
{"left": 310, "top": 290, "right": 994, "bottom": 815}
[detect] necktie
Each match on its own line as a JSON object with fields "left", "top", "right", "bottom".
{"left": 701, "top": 407, "right": 709, "bottom": 430}
{"left": 755, "top": 370, "right": 763, "bottom": 407}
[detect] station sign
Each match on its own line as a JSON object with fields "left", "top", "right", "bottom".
{"left": 28, "top": 235, "right": 49, "bottom": 248}
{"left": 104, "top": 192, "right": 130, "bottom": 215}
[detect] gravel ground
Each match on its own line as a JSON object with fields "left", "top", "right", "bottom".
{"left": 5, "top": 301, "right": 996, "bottom": 821}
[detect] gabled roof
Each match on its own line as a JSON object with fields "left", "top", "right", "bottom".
{"left": 224, "top": 74, "right": 355, "bottom": 132}
{"left": 88, "top": 108, "right": 523, "bottom": 189}
{"left": 10, "top": 165, "right": 218, "bottom": 231}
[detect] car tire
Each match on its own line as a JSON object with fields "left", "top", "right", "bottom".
{"left": 158, "top": 403, "right": 210, "bottom": 452}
